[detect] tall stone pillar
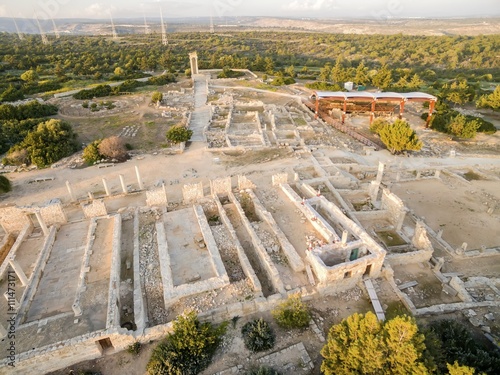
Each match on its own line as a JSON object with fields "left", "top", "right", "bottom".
{"left": 119, "top": 175, "right": 127, "bottom": 194}
{"left": 376, "top": 162, "right": 385, "bottom": 183}
{"left": 189, "top": 51, "right": 199, "bottom": 75}
{"left": 102, "top": 178, "right": 111, "bottom": 196}
{"left": 135, "top": 166, "right": 143, "bottom": 190}
{"left": 66, "top": 180, "right": 76, "bottom": 202}
{"left": 35, "top": 211, "right": 49, "bottom": 236}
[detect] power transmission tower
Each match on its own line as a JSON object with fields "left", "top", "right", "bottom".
{"left": 160, "top": 7, "right": 168, "bottom": 46}
{"left": 51, "top": 18, "right": 60, "bottom": 38}
{"left": 34, "top": 11, "right": 49, "bottom": 45}
{"left": 110, "top": 13, "right": 118, "bottom": 40}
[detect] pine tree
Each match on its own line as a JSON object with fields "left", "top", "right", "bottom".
{"left": 378, "top": 119, "right": 422, "bottom": 154}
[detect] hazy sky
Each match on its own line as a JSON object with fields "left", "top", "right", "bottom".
{"left": 2, "top": 0, "right": 499, "bottom": 20}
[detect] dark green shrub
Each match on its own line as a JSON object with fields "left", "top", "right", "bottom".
{"left": 0, "top": 175, "right": 12, "bottom": 194}
{"left": 127, "top": 341, "right": 141, "bottom": 355}
{"left": 272, "top": 294, "right": 310, "bottom": 329}
{"left": 82, "top": 140, "right": 103, "bottom": 165}
{"left": 241, "top": 318, "right": 275, "bottom": 352}
{"left": 166, "top": 125, "right": 193, "bottom": 144}
{"left": 147, "top": 311, "right": 227, "bottom": 375}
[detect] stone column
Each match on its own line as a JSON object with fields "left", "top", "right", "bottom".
{"left": 34, "top": 211, "right": 49, "bottom": 237}
{"left": 341, "top": 230, "right": 348, "bottom": 245}
{"left": 119, "top": 175, "right": 127, "bottom": 194}
{"left": 135, "top": 166, "right": 143, "bottom": 190}
{"left": 376, "top": 162, "right": 385, "bottom": 183}
{"left": 9, "top": 259, "right": 28, "bottom": 286}
{"left": 66, "top": 180, "right": 76, "bottom": 202}
{"left": 102, "top": 178, "right": 110, "bottom": 197}
{"left": 0, "top": 323, "right": 7, "bottom": 339}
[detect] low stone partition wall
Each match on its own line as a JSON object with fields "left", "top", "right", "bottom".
{"left": 280, "top": 184, "right": 338, "bottom": 243}
{"left": 16, "top": 226, "right": 57, "bottom": 325}
{"left": 386, "top": 249, "right": 434, "bottom": 267}
{"left": 228, "top": 192, "right": 286, "bottom": 295}
{"left": 246, "top": 190, "right": 305, "bottom": 272}
{"left": 132, "top": 209, "right": 146, "bottom": 332}
{"left": 214, "top": 196, "right": 262, "bottom": 293}
{"left": 381, "top": 189, "right": 407, "bottom": 232}
{"left": 414, "top": 301, "right": 499, "bottom": 316}
{"left": 449, "top": 276, "right": 474, "bottom": 302}
{"left": 106, "top": 215, "right": 122, "bottom": 329}
{"left": 73, "top": 219, "right": 98, "bottom": 317}
{"left": 194, "top": 205, "right": 229, "bottom": 280}
{"left": 0, "top": 224, "right": 32, "bottom": 279}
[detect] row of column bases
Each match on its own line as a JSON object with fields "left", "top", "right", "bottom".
{"left": 65, "top": 166, "right": 144, "bottom": 203}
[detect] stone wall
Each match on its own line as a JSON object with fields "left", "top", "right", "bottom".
{"left": 132, "top": 209, "right": 146, "bottom": 332}
{"left": 214, "top": 196, "right": 262, "bottom": 293}
{"left": 0, "top": 224, "right": 32, "bottom": 279}
{"left": 146, "top": 185, "right": 168, "bottom": 207}
{"left": 81, "top": 200, "right": 107, "bottom": 218}
{"left": 210, "top": 177, "right": 232, "bottom": 196}
{"left": 247, "top": 190, "right": 305, "bottom": 272}
{"left": 381, "top": 189, "right": 407, "bottom": 231}
{"left": 182, "top": 182, "right": 204, "bottom": 203}
{"left": 106, "top": 215, "right": 122, "bottom": 329}
{"left": 229, "top": 192, "right": 286, "bottom": 295}
{"left": 237, "top": 175, "right": 256, "bottom": 190}
{"left": 386, "top": 221, "right": 434, "bottom": 266}
{"left": 16, "top": 226, "right": 57, "bottom": 325}
{"left": 0, "top": 205, "right": 30, "bottom": 234}
{"left": 39, "top": 202, "right": 67, "bottom": 227}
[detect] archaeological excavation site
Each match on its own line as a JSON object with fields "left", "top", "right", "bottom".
{"left": 0, "top": 65, "right": 499, "bottom": 375}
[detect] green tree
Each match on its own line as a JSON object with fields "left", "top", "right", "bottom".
{"left": 114, "top": 67, "right": 125, "bottom": 76}
{"left": 447, "top": 361, "right": 475, "bottom": 375}
{"left": 447, "top": 114, "right": 480, "bottom": 139}
{"left": 371, "top": 65, "right": 393, "bottom": 89}
{"left": 146, "top": 311, "right": 227, "bottom": 375}
{"left": 370, "top": 118, "right": 390, "bottom": 134}
{"left": 272, "top": 293, "right": 310, "bottom": 329}
{"left": 82, "top": 140, "right": 103, "bottom": 165}
{"left": 166, "top": 125, "right": 193, "bottom": 144}
{"left": 476, "top": 85, "right": 500, "bottom": 110}
{"left": 0, "top": 85, "right": 24, "bottom": 102}
{"left": 378, "top": 119, "right": 423, "bottom": 154}
{"left": 151, "top": 91, "right": 163, "bottom": 105}
{"left": 0, "top": 175, "right": 12, "bottom": 194}
{"left": 354, "top": 62, "right": 369, "bottom": 86}
{"left": 20, "top": 69, "right": 39, "bottom": 82}
{"left": 321, "top": 312, "right": 428, "bottom": 375}
{"left": 18, "top": 119, "right": 78, "bottom": 168}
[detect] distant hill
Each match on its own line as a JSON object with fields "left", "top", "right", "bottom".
{"left": 1, "top": 16, "right": 499, "bottom": 36}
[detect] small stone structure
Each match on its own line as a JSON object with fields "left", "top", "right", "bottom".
{"left": 81, "top": 200, "right": 107, "bottom": 218}
{"left": 146, "top": 185, "right": 168, "bottom": 207}
{"left": 182, "top": 182, "right": 204, "bottom": 203}
{"left": 210, "top": 177, "right": 232, "bottom": 196}
{"left": 272, "top": 173, "right": 289, "bottom": 186}
{"left": 238, "top": 175, "right": 256, "bottom": 190}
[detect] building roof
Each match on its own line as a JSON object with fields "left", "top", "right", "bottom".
{"left": 314, "top": 91, "right": 437, "bottom": 102}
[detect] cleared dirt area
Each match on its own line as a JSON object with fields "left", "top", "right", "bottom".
{"left": 391, "top": 176, "right": 500, "bottom": 249}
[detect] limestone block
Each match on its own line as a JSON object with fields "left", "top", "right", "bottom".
{"left": 182, "top": 182, "right": 204, "bottom": 203}
{"left": 146, "top": 186, "right": 168, "bottom": 207}
{"left": 81, "top": 200, "right": 107, "bottom": 218}
{"left": 210, "top": 177, "right": 232, "bottom": 195}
